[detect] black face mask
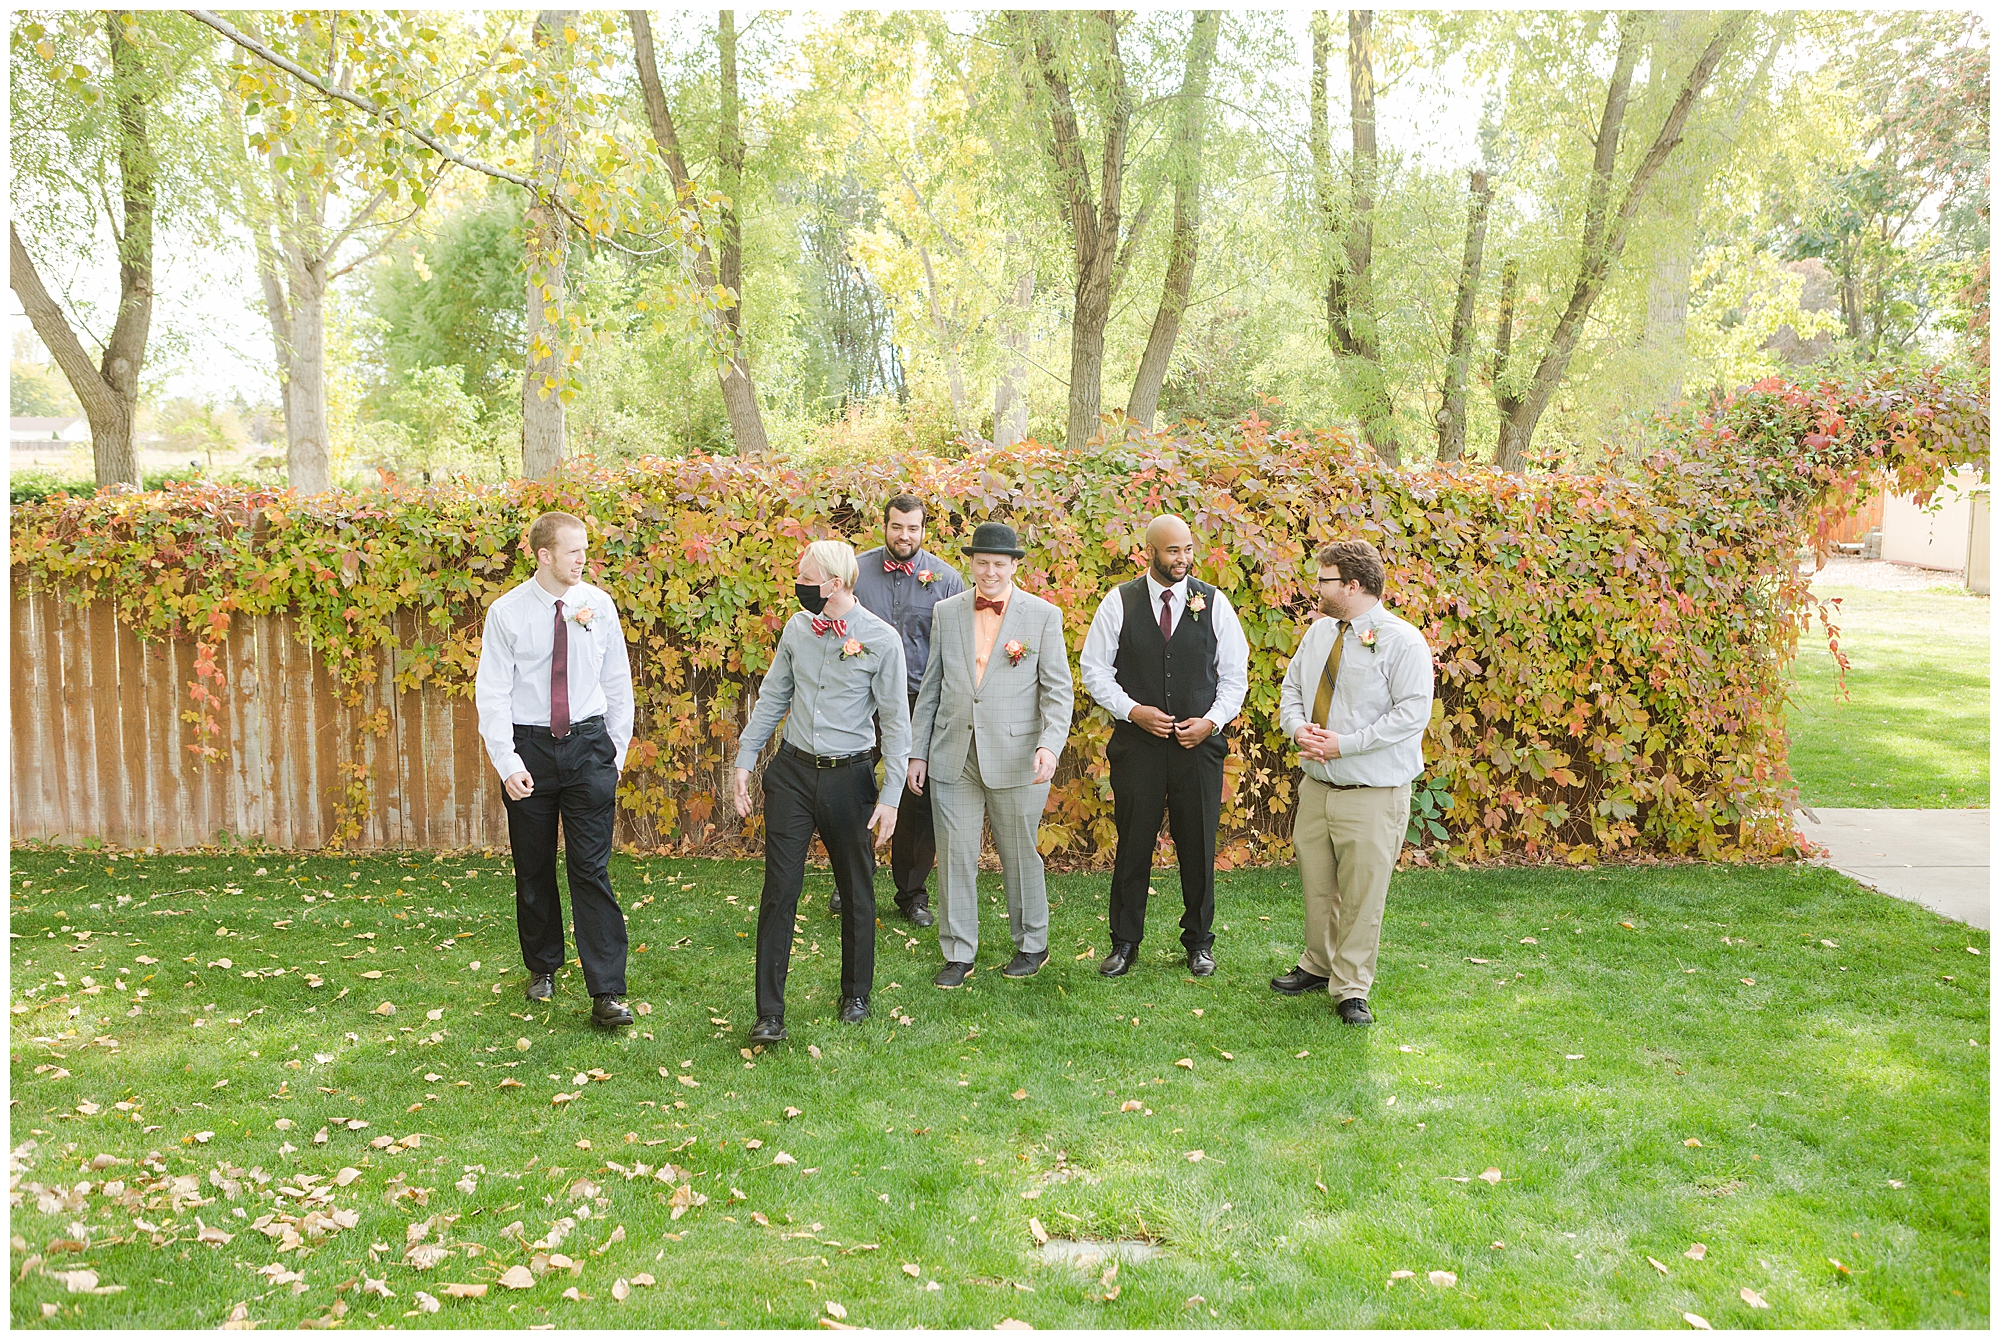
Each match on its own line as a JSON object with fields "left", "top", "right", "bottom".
{"left": 795, "top": 582, "right": 829, "bottom": 615}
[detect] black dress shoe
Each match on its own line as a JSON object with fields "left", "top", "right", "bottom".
{"left": 828, "top": 891, "right": 844, "bottom": 917}
{"left": 1336, "top": 997, "right": 1374, "bottom": 1026}
{"left": 525, "top": 972, "right": 555, "bottom": 1003}
{"left": 902, "top": 901, "right": 936, "bottom": 929}
{"left": 1098, "top": 942, "right": 1138, "bottom": 977}
{"left": 1187, "top": 947, "right": 1216, "bottom": 977}
{"left": 747, "top": 1016, "right": 787, "bottom": 1044}
{"left": 1270, "top": 966, "right": 1330, "bottom": 996}
{"left": 933, "top": 961, "right": 974, "bottom": 989}
{"left": 591, "top": 994, "right": 635, "bottom": 1028}
{"left": 1001, "top": 949, "right": 1049, "bottom": 978}
{"left": 838, "top": 996, "right": 870, "bottom": 1024}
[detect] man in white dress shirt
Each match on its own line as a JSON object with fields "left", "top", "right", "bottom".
{"left": 1274, "top": 538, "right": 1434, "bottom": 1025}
{"left": 1078, "top": 514, "right": 1249, "bottom": 979}
{"left": 474, "top": 512, "right": 636, "bottom": 1029}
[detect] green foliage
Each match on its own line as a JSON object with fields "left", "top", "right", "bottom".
{"left": 11, "top": 367, "right": 1984, "bottom": 860}
{"left": 9, "top": 359, "right": 81, "bottom": 416}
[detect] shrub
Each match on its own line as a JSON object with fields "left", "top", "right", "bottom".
{"left": 9, "top": 366, "right": 1986, "bottom": 862}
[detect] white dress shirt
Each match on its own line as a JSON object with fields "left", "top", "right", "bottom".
{"left": 1078, "top": 573, "right": 1250, "bottom": 728}
{"left": 1277, "top": 602, "right": 1433, "bottom": 787}
{"left": 474, "top": 577, "right": 635, "bottom": 780}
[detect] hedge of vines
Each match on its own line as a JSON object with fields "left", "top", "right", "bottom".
{"left": 11, "top": 366, "right": 1986, "bottom": 864}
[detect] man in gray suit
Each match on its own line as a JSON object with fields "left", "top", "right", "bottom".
{"left": 909, "top": 522, "right": 1074, "bottom": 988}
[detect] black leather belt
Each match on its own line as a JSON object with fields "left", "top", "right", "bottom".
{"left": 780, "top": 740, "right": 873, "bottom": 770}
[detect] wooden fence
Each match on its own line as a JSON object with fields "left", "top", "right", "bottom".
{"left": 11, "top": 581, "right": 521, "bottom": 850}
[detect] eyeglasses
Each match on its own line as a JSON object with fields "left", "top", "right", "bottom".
{"left": 1315, "top": 576, "right": 1352, "bottom": 586}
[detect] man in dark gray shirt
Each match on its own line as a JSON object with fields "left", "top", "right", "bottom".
{"left": 852, "top": 493, "right": 966, "bottom": 929}
{"left": 732, "top": 540, "right": 911, "bottom": 1044}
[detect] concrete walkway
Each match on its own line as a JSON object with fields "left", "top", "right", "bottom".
{"left": 1795, "top": 808, "right": 1991, "bottom": 930}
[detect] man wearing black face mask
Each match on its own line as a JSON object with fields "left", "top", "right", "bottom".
{"left": 732, "top": 540, "right": 910, "bottom": 1044}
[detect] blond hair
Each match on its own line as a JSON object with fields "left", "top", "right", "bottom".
{"left": 527, "top": 511, "right": 586, "bottom": 559}
{"left": 802, "top": 539, "right": 859, "bottom": 590}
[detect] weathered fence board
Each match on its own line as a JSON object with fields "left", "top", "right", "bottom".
{"left": 10, "top": 583, "right": 533, "bottom": 851}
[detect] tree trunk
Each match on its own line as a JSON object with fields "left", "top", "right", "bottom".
{"left": 285, "top": 262, "right": 332, "bottom": 492}
{"left": 1342, "top": 10, "right": 1399, "bottom": 464}
{"left": 1019, "top": 10, "right": 1133, "bottom": 450}
{"left": 520, "top": 9, "right": 573, "bottom": 481}
{"left": 1493, "top": 13, "right": 1746, "bottom": 471}
{"left": 1127, "top": 10, "right": 1221, "bottom": 432}
{"left": 1309, "top": 12, "right": 1347, "bottom": 351}
{"left": 1436, "top": 168, "right": 1493, "bottom": 463}
{"left": 916, "top": 243, "right": 974, "bottom": 441}
{"left": 993, "top": 244, "right": 1034, "bottom": 449}
{"left": 627, "top": 9, "right": 771, "bottom": 456}
{"left": 6, "top": 15, "right": 154, "bottom": 488}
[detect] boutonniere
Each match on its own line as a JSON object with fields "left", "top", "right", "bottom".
{"left": 839, "top": 637, "right": 867, "bottom": 660}
{"left": 1185, "top": 592, "right": 1207, "bottom": 620}
{"left": 1003, "top": 639, "right": 1031, "bottom": 666}
{"left": 917, "top": 568, "right": 937, "bottom": 586}
{"left": 1358, "top": 627, "right": 1377, "bottom": 652}
{"left": 567, "top": 605, "right": 596, "bottom": 629}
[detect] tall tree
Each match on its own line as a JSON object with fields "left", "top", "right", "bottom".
{"left": 519, "top": 9, "right": 574, "bottom": 481}
{"left": 219, "top": 15, "right": 445, "bottom": 493}
{"left": 9, "top": 13, "right": 158, "bottom": 487}
{"left": 1435, "top": 165, "right": 1494, "bottom": 463}
{"left": 1492, "top": 12, "right": 1748, "bottom": 471}
{"left": 1014, "top": 10, "right": 1150, "bottom": 450}
{"left": 1126, "top": 10, "right": 1220, "bottom": 432}
{"left": 1311, "top": 10, "right": 1400, "bottom": 464}
{"left": 627, "top": 9, "right": 771, "bottom": 455}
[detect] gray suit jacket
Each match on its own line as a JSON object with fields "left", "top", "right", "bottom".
{"left": 912, "top": 587, "right": 1073, "bottom": 789}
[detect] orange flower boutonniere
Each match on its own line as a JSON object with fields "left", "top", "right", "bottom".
{"left": 1003, "top": 639, "right": 1031, "bottom": 666}
{"left": 840, "top": 637, "right": 867, "bottom": 660}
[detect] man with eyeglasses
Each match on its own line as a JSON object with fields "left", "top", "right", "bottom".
{"left": 1274, "top": 538, "right": 1434, "bottom": 1024}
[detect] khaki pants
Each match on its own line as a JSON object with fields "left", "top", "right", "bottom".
{"left": 1294, "top": 776, "right": 1411, "bottom": 1001}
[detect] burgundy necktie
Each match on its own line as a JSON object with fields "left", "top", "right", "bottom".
{"left": 550, "top": 599, "right": 570, "bottom": 739}
{"left": 1158, "top": 588, "right": 1174, "bottom": 641}
{"left": 883, "top": 557, "right": 915, "bottom": 575}
{"left": 810, "top": 615, "right": 848, "bottom": 637}
{"left": 974, "top": 595, "right": 1007, "bottom": 614}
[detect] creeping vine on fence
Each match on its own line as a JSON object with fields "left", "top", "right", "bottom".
{"left": 10, "top": 366, "right": 1986, "bottom": 862}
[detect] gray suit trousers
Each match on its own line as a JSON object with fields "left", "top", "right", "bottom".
{"left": 931, "top": 737, "right": 1051, "bottom": 964}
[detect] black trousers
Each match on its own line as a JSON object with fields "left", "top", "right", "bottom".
{"left": 755, "top": 745, "right": 878, "bottom": 1021}
{"left": 504, "top": 717, "right": 626, "bottom": 997}
{"left": 889, "top": 689, "right": 936, "bottom": 909}
{"left": 1107, "top": 728, "right": 1225, "bottom": 952}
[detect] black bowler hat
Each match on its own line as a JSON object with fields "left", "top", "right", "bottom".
{"left": 961, "top": 521, "right": 1026, "bottom": 559}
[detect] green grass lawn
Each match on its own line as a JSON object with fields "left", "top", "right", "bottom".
{"left": 9, "top": 848, "right": 1988, "bottom": 1329}
{"left": 1788, "top": 585, "right": 1990, "bottom": 808}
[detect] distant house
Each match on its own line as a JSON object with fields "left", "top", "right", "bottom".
{"left": 10, "top": 415, "right": 90, "bottom": 452}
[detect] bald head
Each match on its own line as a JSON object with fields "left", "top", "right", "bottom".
{"left": 1145, "top": 513, "right": 1197, "bottom": 585}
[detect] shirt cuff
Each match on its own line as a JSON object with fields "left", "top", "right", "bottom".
{"left": 1333, "top": 731, "right": 1362, "bottom": 758}
{"left": 732, "top": 744, "right": 762, "bottom": 772}
{"left": 495, "top": 751, "right": 527, "bottom": 781}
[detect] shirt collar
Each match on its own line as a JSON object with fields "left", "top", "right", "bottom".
{"left": 526, "top": 577, "right": 584, "bottom": 609}
{"left": 1144, "top": 572, "right": 1190, "bottom": 604}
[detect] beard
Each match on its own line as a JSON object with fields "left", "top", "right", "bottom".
{"left": 887, "top": 535, "right": 920, "bottom": 561}
{"left": 1149, "top": 556, "right": 1188, "bottom": 586}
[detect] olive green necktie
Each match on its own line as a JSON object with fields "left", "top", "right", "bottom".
{"left": 1311, "top": 621, "right": 1350, "bottom": 729}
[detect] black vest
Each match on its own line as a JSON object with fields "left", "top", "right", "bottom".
{"left": 1112, "top": 576, "right": 1220, "bottom": 735}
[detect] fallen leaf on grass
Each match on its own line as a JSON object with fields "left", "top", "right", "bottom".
{"left": 825, "top": 1301, "right": 847, "bottom": 1319}
{"left": 1685, "top": 1243, "right": 1707, "bottom": 1261}
{"left": 772, "top": 1152, "right": 797, "bottom": 1166}
{"left": 1684, "top": 1138, "right": 1702, "bottom": 1148}
{"left": 1427, "top": 1271, "right": 1456, "bottom": 1287}
{"left": 678, "top": 1075, "right": 699, "bottom": 1089}
{"left": 1740, "top": 1287, "right": 1769, "bottom": 1309}
{"left": 1520, "top": 937, "right": 1537, "bottom": 944}
{"left": 1185, "top": 1150, "right": 1204, "bottom": 1162}
{"left": 994, "top": 1319, "right": 1032, "bottom": 1330}
{"left": 221, "top": 1302, "right": 255, "bottom": 1328}
{"left": 411, "top": 1292, "right": 440, "bottom": 1314}
{"left": 361, "top": 971, "right": 383, "bottom": 980}
{"left": 1120, "top": 1100, "right": 1143, "bottom": 1112}
{"left": 499, "top": 1079, "right": 524, "bottom": 1089}
{"left": 784, "top": 1106, "right": 801, "bottom": 1118}
{"left": 196, "top": 1221, "right": 234, "bottom": 1246}
{"left": 744, "top": 1139, "right": 763, "bottom": 1151}
{"left": 362, "top": 1278, "right": 393, "bottom": 1300}
{"left": 807, "top": 1044, "right": 822, "bottom": 1059}
{"left": 631, "top": 1274, "right": 655, "bottom": 1287}
{"left": 903, "top": 1262, "right": 922, "bottom": 1278}
{"left": 373, "top": 1002, "right": 395, "bottom": 1016}
{"left": 51, "top": 1268, "right": 100, "bottom": 1292}
{"left": 1683, "top": 1312, "right": 1711, "bottom": 1329}
{"left": 1011, "top": 1090, "right": 1028, "bottom": 1101}
{"left": 1648, "top": 1257, "right": 1670, "bottom": 1275}
{"left": 1828, "top": 1258, "right": 1850, "bottom": 1276}
{"left": 443, "top": 1282, "right": 486, "bottom": 1299}
{"left": 1174, "top": 1058, "right": 1194, "bottom": 1070}
{"left": 1565, "top": 1054, "right": 1585, "bottom": 1060}
{"left": 1479, "top": 1167, "right": 1502, "bottom": 1184}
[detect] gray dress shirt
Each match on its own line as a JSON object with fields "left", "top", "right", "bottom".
{"left": 852, "top": 546, "right": 967, "bottom": 693}
{"left": 734, "top": 604, "right": 912, "bottom": 806}
{"left": 1277, "top": 603, "right": 1435, "bottom": 787}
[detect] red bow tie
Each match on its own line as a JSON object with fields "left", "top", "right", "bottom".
{"left": 883, "top": 557, "right": 915, "bottom": 575}
{"left": 974, "top": 595, "right": 1007, "bottom": 614}
{"left": 810, "top": 616, "right": 848, "bottom": 637}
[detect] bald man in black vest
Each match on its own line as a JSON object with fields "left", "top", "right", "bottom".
{"left": 1078, "top": 515, "right": 1250, "bottom": 978}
